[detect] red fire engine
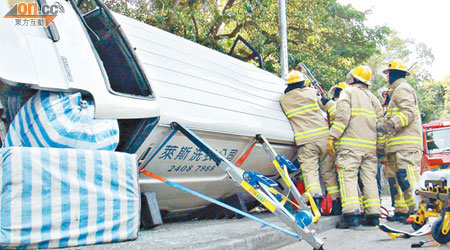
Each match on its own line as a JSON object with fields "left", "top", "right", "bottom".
{"left": 421, "top": 119, "right": 450, "bottom": 173}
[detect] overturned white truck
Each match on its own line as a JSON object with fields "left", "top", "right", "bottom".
{"left": 0, "top": 0, "right": 299, "bottom": 223}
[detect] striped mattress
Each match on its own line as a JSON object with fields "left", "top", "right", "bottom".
{"left": 0, "top": 147, "right": 139, "bottom": 249}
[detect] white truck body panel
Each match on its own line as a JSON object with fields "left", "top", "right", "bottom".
{"left": 115, "top": 13, "right": 294, "bottom": 142}
{"left": 113, "top": 13, "right": 297, "bottom": 214}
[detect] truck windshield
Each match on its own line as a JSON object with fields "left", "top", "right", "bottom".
{"left": 426, "top": 128, "right": 450, "bottom": 154}
{"left": 69, "top": 0, "right": 153, "bottom": 98}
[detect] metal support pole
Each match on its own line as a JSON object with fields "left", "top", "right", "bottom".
{"left": 278, "top": 0, "right": 289, "bottom": 80}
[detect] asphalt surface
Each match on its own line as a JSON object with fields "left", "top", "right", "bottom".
{"left": 282, "top": 197, "right": 450, "bottom": 250}
{"left": 280, "top": 219, "right": 450, "bottom": 250}
{"left": 65, "top": 212, "right": 339, "bottom": 250}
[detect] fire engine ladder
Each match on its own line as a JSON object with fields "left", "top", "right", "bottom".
{"left": 142, "top": 122, "right": 324, "bottom": 250}
{"left": 255, "top": 134, "right": 321, "bottom": 222}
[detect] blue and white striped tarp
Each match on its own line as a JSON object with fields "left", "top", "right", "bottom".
{"left": 5, "top": 91, "right": 119, "bottom": 151}
{"left": 0, "top": 147, "right": 140, "bottom": 249}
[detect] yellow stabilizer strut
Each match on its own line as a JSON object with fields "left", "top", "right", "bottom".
{"left": 306, "top": 193, "right": 321, "bottom": 223}
{"left": 257, "top": 135, "right": 307, "bottom": 209}
{"left": 272, "top": 159, "right": 291, "bottom": 188}
{"left": 240, "top": 181, "right": 276, "bottom": 213}
{"left": 268, "top": 187, "right": 301, "bottom": 210}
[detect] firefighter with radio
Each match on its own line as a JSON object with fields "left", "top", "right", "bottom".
{"left": 328, "top": 82, "right": 348, "bottom": 101}
{"left": 320, "top": 82, "right": 349, "bottom": 125}
{"left": 280, "top": 70, "right": 341, "bottom": 215}
{"left": 378, "top": 61, "right": 422, "bottom": 223}
{"left": 327, "top": 65, "right": 385, "bottom": 228}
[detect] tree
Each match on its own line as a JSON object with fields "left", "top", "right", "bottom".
{"left": 366, "top": 32, "right": 434, "bottom": 93}
{"left": 421, "top": 76, "right": 450, "bottom": 122}
{"left": 104, "top": 0, "right": 389, "bottom": 90}
{"left": 285, "top": 1, "right": 389, "bottom": 89}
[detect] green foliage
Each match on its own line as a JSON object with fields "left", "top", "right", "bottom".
{"left": 420, "top": 77, "right": 450, "bottom": 122}
{"left": 286, "top": 1, "right": 389, "bottom": 89}
{"left": 367, "top": 32, "right": 434, "bottom": 94}
{"left": 104, "top": 0, "right": 389, "bottom": 90}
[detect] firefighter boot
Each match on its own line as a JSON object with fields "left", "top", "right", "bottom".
{"left": 362, "top": 214, "right": 380, "bottom": 226}
{"left": 331, "top": 198, "right": 342, "bottom": 215}
{"left": 336, "top": 212, "right": 361, "bottom": 229}
{"left": 387, "top": 212, "right": 409, "bottom": 223}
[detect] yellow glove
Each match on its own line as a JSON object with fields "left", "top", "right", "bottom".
{"left": 327, "top": 137, "right": 335, "bottom": 156}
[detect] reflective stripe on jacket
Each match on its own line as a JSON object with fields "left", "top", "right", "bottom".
{"left": 319, "top": 99, "right": 337, "bottom": 125}
{"left": 280, "top": 87, "right": 329, "bottom": 146}
{"left": 329, "top": 84, "right": 384, "bottom": 153}
{"left": 385, "top": 78, "right": 423, "bottom": 153}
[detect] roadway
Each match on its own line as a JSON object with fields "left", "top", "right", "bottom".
{"left": 281, "top": 220, "right": 449, "bottom": 250}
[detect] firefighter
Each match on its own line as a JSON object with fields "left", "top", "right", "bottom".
{"left": 328, "top": 82, "right": 349, "bottom": 101}
{"left": 327, "top": 65, "right": 385, "bottom": 228}
{"left": 324, "top": 81, "right": 368, "bottom": 213}
{"left": 280, "top": 70, "right": 341, "bottom": 215}
{"left": 321, "top": 82, "right": 348, "bottom": 126}
{"left": 318, "top": 82, "right": 348, "bottom": 214}
{"left": 378, "top": 61, "right": 422, "bottom": 223}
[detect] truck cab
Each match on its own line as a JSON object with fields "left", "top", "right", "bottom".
{"left": 421, "top": 119, "right": 450, "bottom": 173}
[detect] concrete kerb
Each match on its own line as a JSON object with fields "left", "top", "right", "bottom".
{"left": 189, "top": 215, "right": 340, "bottom": 250}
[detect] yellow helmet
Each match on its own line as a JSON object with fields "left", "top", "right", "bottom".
{"left": 287, "top": 70, "right": 307, "bottom": 85}
{"left": 336, "top": 82, "right": 348, "bottom": 89}
{"left": 304, "top": 79, "right": 311, "bottom": 87}
{"left": 349, "top": 65, "right": 372, "bottom": 85}
{"left": 382, "top": 60, "right": 410, "bottom": 75}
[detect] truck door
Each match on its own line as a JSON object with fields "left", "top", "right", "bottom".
{"left": 0, "top": 0, "right": 160, "bottom": 120}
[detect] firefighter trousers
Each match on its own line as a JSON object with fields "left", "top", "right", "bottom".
{"left": 297, "top": 137, "right": 339, "bottom": 200}
{"left": 386, "top": 151, "right": 421, "bottom": 214}
{"left": 336, "top": 149, "right": 380, "bottom": 215}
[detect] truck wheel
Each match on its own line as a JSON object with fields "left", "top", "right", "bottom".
{"left": 193, "top": 193, "right": 248, "bottom": 220}
{"left": 245, "top": 200, "right": 260, "bottom": 212}
{"left": 431, "top": 218, "right": 450, "bottom": 244}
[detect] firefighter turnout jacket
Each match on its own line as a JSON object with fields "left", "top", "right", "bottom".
{"left": 329, "top": 84, "right": 385, "bottom": 152}
{"left": 320, "top": 99, "right": 337, "bottom": 125}
{"left": 382, "top": 78, "right": 422, "bottom": 213}
{"left": 384, "top": 78, "right": 423, "bottom": 153}
{"left": 280, "top": 87, "right": 329, "bottom": 146}
{"left": 280, "top": 87, "right": 340, "bottom": 200}
{"left": 329, "top": 83, "right": 384, "bottom": 215}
